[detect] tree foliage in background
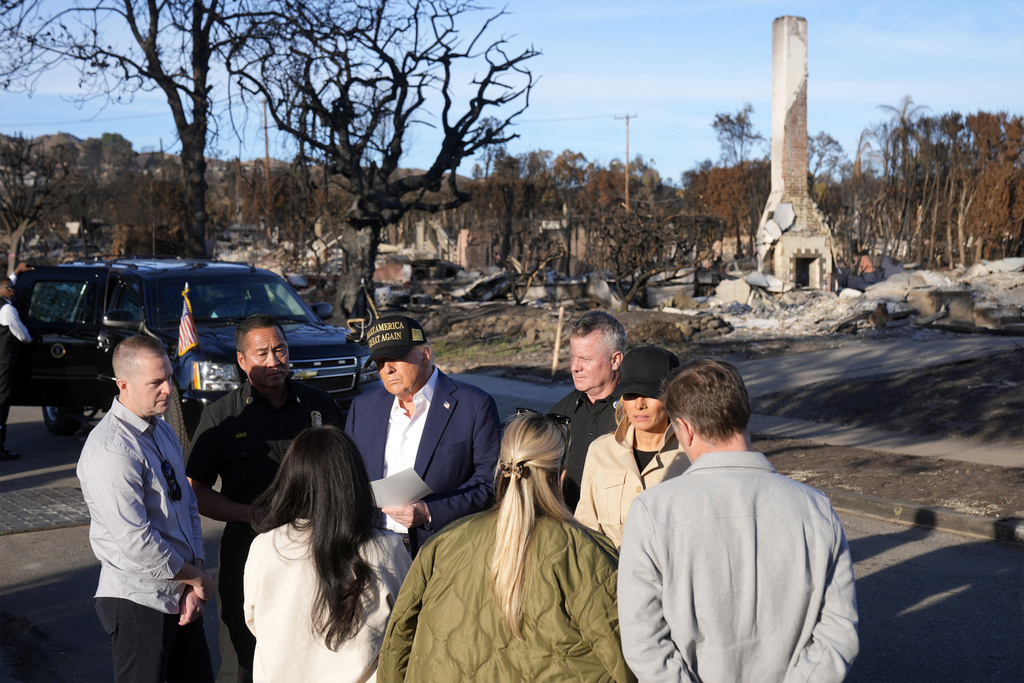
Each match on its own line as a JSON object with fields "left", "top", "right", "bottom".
{"left": 4, "top": 95, "right": 1020, "bottom": 299}
{"left": 709, "top": 103, "right": 768, "bottom": 254}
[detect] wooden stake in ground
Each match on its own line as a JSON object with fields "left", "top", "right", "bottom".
{"left": 551, "top": 305, "right": 565, "bottom": 376}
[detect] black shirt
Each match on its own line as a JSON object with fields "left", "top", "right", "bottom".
{"left": 184, "top": 379, "right": 342, "bottom": 512}
{"left": 550, "top": 388, "right": 618, "bottom": 510}
{"left": 633, "top": 447, "right": 657, "bottom": 473}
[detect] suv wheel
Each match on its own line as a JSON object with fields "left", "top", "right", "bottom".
{"left": 42, "top": 406, "right": 83, "bottom": 436}
{"left": 166, "top": 383, "right": 190, "bottom": 449}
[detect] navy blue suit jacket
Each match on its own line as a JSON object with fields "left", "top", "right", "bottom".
{"left": 345, "top": 369, "right": 501, "bottom": 554}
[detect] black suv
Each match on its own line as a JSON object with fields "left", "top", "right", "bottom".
{"left": 11, "top": 258, "right": 381, "bottom": 444}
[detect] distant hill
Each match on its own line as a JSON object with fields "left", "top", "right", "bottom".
{"left": 3, "top": 132, "right": 465, "bottom": 183}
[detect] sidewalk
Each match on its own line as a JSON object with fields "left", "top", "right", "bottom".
{"left": 748, "top": 414, "right": 1024, "bottom": 468}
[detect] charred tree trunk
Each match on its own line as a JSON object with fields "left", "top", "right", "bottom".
{"left": 334, "top": 222, "right": 380, "bottom": 318}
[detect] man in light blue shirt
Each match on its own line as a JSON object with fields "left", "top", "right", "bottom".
{"left": 78, "top": 335, "right": 214, "bottom": 682}
{"left": 618, "top": 358, "right": 859, "bottom": 683}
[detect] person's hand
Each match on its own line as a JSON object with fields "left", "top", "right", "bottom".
{"left": 381, "top": 501, "right": 430, "bottom": 529}
{"left": 178, "top": 586, "right": 205, "bottom": 626}
{"left": 13, "top": 262, "right": 32, "bottom": 275}
{"left": 191, "top": 567, "right": 215, "bottom": 602}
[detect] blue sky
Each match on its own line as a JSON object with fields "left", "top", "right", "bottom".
{"left": 2, "top": 0, "right": 1021, "bottom": 183}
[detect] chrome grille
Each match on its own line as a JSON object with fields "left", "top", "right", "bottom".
{"left": 290, "top": 355, "right": 360, "bottom": 396}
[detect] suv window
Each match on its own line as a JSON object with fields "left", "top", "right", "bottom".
{"left": 154, "top": 277, "right": 313, "bottom": 328}
{"left": 26, "top": 280, "right": 98, "bottom": 324}
{"left": 110, "top": 278, "right": 144, "bottom": 320}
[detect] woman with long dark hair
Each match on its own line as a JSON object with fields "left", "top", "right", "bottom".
{"left": 378, "top": 411, "right": 634, "bottom": 682}
{"left": 243, "top": 426, "right": 411, "bottom": 682}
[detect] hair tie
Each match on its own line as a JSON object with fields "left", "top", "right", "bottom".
{"left": 500, "top": 462, "right": 530, "bottom": 480}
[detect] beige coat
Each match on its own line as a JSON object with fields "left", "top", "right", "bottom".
{"left": 574, "top": 419, "right": 689, "bottom": 547}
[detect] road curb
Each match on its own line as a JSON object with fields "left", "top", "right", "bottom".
{"left": 820, "top": 487, "right": 1024, "bottom": 545}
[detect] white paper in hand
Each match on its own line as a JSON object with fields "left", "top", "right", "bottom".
{"left": 371, "top": 468, "right": 433, "bottom": 508}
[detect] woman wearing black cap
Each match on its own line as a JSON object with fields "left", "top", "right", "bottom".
{"left": 575, "top": 346, "right": 689, "bottom": 547}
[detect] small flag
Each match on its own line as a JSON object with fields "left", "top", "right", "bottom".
{"left": 177, "top": 283, "right": 198, "bottom": 357}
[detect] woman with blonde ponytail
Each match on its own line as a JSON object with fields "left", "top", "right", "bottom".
{"left": 378, "top": 411, "right": 635, "bottom": 683}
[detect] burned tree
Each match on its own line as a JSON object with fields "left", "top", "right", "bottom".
{"left": 0, "top": 0, "right": 236, "bottom": 255}
{"left": 0, "top": 134, "right": 76, "bottom": 270}
{"left": 584, "top": 201, "right": 721, "bottom": 311}
{"left": 224, "top": 0, "right": 537, "bottom": 314}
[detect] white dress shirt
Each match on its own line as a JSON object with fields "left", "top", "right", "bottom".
{"left": 382, "top": 367, "right": 439, "bottom": 533}
{"left": 0, "top": 299, "right": 30, "bottom": 343}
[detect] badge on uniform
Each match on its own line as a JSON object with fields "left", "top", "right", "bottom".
{"left": 443, "top": 401, "right": 451, "bottom": 410}
{"left": 311, "top": 410, "right": 323, "bottom": 427}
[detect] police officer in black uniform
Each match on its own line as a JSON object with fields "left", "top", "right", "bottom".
{"left": 185, "top": 314, "right": 342, "bottom": 682}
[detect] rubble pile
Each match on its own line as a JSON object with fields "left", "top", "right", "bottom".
{"left": 698, "top": 257, "right": 1024, "bottom": 340}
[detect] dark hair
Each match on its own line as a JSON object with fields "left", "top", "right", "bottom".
{"left": 112, "top": 335, "right": 168, "bottom": 380}
{"left": 570, "top": 310, "right": 626, "bottom": 355}
{"left": 661, "top": 358, "right": 751, "bottom": 444}
{"left": 252, "top": 426, "right": 380, "bottom": 650}
{"left": 235, "top": 314, "right": 286, "bottom": 353}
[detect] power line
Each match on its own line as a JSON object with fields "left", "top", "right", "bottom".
{"left": 517, "top": 114, "right": 620, "bottom": 123}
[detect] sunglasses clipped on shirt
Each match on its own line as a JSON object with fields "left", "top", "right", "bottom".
{"left": 161, "top": 459, "right": 182, "bottom": 501}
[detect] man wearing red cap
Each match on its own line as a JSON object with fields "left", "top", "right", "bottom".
{"left": 345, "top": 315, "right": 501, "bottom": 555}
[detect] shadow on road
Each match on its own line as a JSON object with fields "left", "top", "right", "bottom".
{"left": 847, "top": 529, "right": 1023, "bottom": 682}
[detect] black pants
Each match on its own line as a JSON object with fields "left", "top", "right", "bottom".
{"left": 0, "top": 361, "right": 11, "bottom": 451}
{"left": 218, "top": 525, "right": 256, "bottom": 683}
{"left": 95, "top": 597, "right": 214, "bottom": 683}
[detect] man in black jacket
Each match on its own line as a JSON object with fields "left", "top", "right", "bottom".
{"left": 550, "top": 311, "right": 626, "bottom": 510}
{"left": 185, "top": 314, "right": 342, "bottom": 682}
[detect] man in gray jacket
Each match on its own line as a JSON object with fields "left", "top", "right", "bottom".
{"left": 618, "top": 358, "right": 859, "bottom": 683}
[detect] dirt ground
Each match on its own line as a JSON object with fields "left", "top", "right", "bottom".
{"left": 424, "top": 304, "right": 1024, "bottom": 522}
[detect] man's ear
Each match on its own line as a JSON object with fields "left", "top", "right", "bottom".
{"left": 610, "top": 350, "right": 624, "bottom": 371}
{"left": 115, "top": 378, "right": 129, "bottom": 394}
{"left": 672, "top": 417, "right": 694, "bottom": 449}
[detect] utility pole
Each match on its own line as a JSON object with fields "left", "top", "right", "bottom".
{"left": 263, "top": 99, "right": 271, "bottom": 238}
{"left": 615, "top": 114, "right": 638, "bottom": 210}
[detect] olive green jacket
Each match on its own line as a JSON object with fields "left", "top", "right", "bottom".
{"left": 378, "top": 511, "right": 636, "bottom": 683}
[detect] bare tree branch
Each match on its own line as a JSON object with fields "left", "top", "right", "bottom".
{"left": 223, "top": 0, "right": 537, "bottom": 313}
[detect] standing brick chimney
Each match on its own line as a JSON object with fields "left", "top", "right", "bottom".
{"left": 755, "top": 16, "right": 834, "bottom": 291}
